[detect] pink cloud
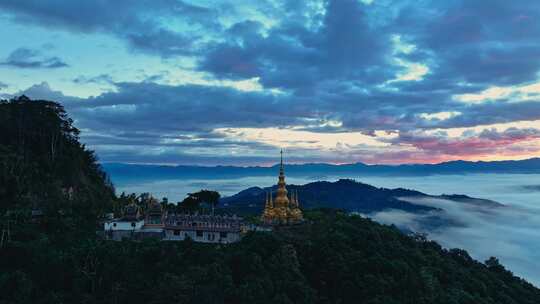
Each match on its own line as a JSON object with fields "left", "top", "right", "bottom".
{"left": 366, "top": 127, "right": 540, "bottom": 164}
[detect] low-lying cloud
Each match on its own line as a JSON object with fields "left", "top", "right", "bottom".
{"left": 371, "top": 196, "right": 540, "bottom": 286}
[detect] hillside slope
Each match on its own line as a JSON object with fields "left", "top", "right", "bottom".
{"left": 2, "top": 210, "right": 539, "bottom": 303}
{"left": 2, "top": 97, "right": 537, "bottom": 303}
{"left": 220, "top": 179, "right": 500, "bottom": 214}
{"left": 0, "top": 96, "right": 115, "bottom": 236}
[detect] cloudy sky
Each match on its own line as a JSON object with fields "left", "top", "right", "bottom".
{"left": 2, "top": 0, "right": 540, "bottom": 165}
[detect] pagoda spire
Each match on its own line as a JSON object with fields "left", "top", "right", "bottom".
{"left": 265, "top": 191, "right": 273, "bottom": 209}
{"left": 290, "top": 189, "right": 297, "bottom": 207}
{"left": 280, "top": 149, "right": 284, "bottom": 175}
{"left": 275, "top": 149, "right": 289, "bottom": 209}
{"left": 260, "top": 150, "right": 303, "bottom": 225}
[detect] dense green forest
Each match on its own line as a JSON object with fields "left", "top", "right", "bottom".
{"left": 1, "top": 96, "right": 540, "bottom": 304}
{"left": 0, "top": 95, "right": 115, "bottom": 238}
{"left": 3, "top": 210, "right": 540, "bottom": 304}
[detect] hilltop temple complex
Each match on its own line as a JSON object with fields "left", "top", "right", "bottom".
{"left": 103, "top": 150, "right": 301, "bottom": 242}
{"left": 104, "top": 200, "right": 246, "bottom": 243}
{"left": 261, "top": 150, "right": 304, "bottom": 225}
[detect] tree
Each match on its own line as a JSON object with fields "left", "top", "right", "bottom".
{"left": 179, "top": 190, "right": 221, "bottom": 212}
{"left": 0, "top": 96, "right": 115, "bottom": 236}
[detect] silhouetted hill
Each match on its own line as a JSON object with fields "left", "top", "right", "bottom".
{"left": 0, "top": 96, "right": 115, "bottom": 230}
{"left": 2, "top": 97, "right": 538, "bottom": 302}
{"left": 5, "top": 210, "right": 540, "bottom": 303}
{"left": 219, "top": 179, "right": 500, "bottom": 215}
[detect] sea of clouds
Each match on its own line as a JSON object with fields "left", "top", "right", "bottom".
{"left": 114, "top": 173, "right": 540, "bottom": 286}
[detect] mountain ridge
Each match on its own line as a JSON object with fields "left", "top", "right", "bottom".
{"left": 103, "top": 158, "right": 540, "bottom": 181}
{"left": 219, "top": 179, "right": 502, "bottom": 216}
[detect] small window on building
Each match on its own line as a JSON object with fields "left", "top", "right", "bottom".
{"left": 113, "top": 223, "right": 117, "bottom": 227}
{"left": 220, "top": 232, "right": 227, "bottom": 239}
{"left": 131, "top": 222, "right": 136, "bottom": 227}
{"left": 184, "top": 233, "right": 189, "bottom": 238}
{"left": 196, "top": 230, "right": 203, "bottom": 238}
{"left": 173, "top": 230, "right": 180, "bottom": 236}
{"left": 192, "top": 222, "right": 197, "bottom": 227}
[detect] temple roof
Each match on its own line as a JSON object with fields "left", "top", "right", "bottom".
{"left": 123, "top": 203, "right": 141, "bottom": 220}
{"left": 167, "top": 213, "right": 243, "bottom": 223}
{"left": 261, "top": 150, "right": 303, "bottom": 225}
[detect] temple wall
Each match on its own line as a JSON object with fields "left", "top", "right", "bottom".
{"left": 104, "top": 220, "right": 144, "bottom": 231}
{"left": 164, "top": 229, "right": 241, "bottom": 243}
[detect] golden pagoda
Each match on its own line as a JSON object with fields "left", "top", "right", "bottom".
{"left": 261, "top": 150, "right": 304, "bottom": 225}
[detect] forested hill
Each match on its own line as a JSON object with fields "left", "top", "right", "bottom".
{"left": 1, "top": 96, "right": 540, "bottom": 303}
{"left": 220, "top": 179, "right": 501, "bottom": 214}
{"left": 3, "top": 210, "right": 540, "bottom": 303}
{"left": 0, "top": 95, "right": 115, "bottom": 234}
{"left": 221, "top": 179, "right": 435, "bottom": 213}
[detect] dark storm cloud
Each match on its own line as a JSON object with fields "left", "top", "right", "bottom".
{"left": 81, "top": 132, "right": 273, "bottom": 150}
{"left": 82, "top": 132, "right": 280, "bottom": 166}
{"left": 72, "top": 81, "right": 309, "bottom": 132}
{"left": 16, "top": 77, "right": 540, "bottom": 165}
{"left": 18, "top": 81, "right": 269, "bottom": 127}
{"left": 95, "top": 150, "right": 279, "bottom": 166}
{"left": 1, "top": 47, "right": 68, "bottom": 69}
{"left": 62, "top": 79, "right": 455, "bottom": 136}
{"left": 394, "top": 0, "right": 540, "bottom": 87}
{"left": 6, "top": 0, "right": 540, "bottom": 164}
{"left": 196, "top": 0, "right": 540, "bottom": 132}
{"left": 14, "top": 81, "right": 290, "bottom": 164}
{"left": 0, "top": 0, "right": 215, "bottom": 57}
{"left": 200, "top": 0, "right": 394, "bottom": 94}
{"left": 440, "top": 100, "right": 540, "bottom": 129}
{"left": 73, "top": 74, "right": 114, "bottom": 85}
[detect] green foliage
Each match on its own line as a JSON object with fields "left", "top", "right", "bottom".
{"left": 2, "top": 211, "right": 539, "bottom": 303}
{"left": 1, "top": 97, "right": 539, "bottom": 303}
{"left": 0, "top": 96, "right": 115, "bottom": 237}
{"left": 114, "top": 192, "right": 163, "bottom": 217}
{"left": 177, "top": 190, "right": 221, "bottom": 212}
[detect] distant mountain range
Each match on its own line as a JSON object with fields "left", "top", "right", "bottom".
{"left": 103, "top": 158, "right": 540, "bottom": 181}
{"left": 219, "top": 179, "right": 501, "bottom": 216}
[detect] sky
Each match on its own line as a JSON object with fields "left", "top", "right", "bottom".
{"left": 2, "top": 0, "right": 540, "bottom": 165}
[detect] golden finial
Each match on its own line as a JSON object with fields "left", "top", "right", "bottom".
{"left": 261, "top": 149, "right": 303, "bottom": 225}
{"left": 280, "top": 149, "right": 284, "bottom": 174}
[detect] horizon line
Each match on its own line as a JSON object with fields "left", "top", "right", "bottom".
{"left": 99, "top": 156, "right": 540, "bottom": 168}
